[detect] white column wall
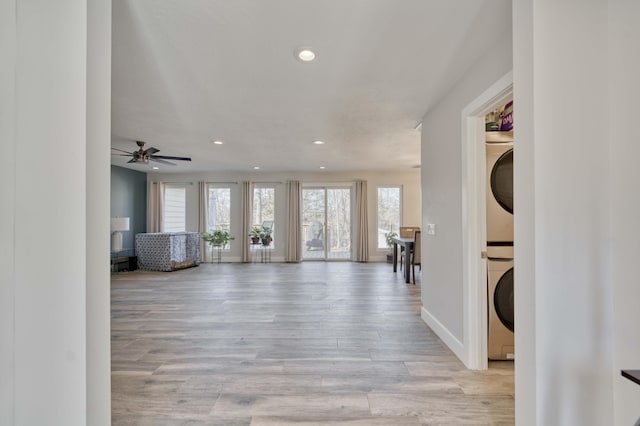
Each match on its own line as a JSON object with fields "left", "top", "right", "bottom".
{"left": 609, "top": 1, "right": 640, "bottom": 424}
{"left": 1, "top": 1, "right": 111, "bottom": 424}
{"left": 514, "top": 0, "right": 615, "bottom": 424}
{"left": 14, "top": 1, "right": 88, "bottom": 423}
{"left": 87, "top": 0, "right": 112, "bottom": 424}
{"left": 512, "top": 0, "right": 536, "bottom": 423}
{"left": 0, "top": 0, "right": 17, "bottom": 423}
{"left": 420, "top": 38, "right": 512, "bottom": 342}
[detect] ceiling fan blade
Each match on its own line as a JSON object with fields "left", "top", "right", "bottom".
{"left": 127, "top": 158, "right": 138, "bottom": 163}
{"left": 150, "top": 158, "right": 177, "bottom": 166}
{"left": 112, "top": 154, "right": 132, "bottom": 157}
{"left": 144, "top": 147, "right": 160, "bottom": 155}
{"left": 152, "top": 155, "right": 192, "bottom": 161}
{"left": 111, "top": 147, "right": 133, "bottom": 154}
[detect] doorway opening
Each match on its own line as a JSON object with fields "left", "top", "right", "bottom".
{"left": 302, "top": 187, "right": 352, "bottom": 261}
{"left": 461, "top": 71, "right": 513, "bottom": 370}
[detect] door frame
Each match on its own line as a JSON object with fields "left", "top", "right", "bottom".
{"left": 461, "top": 71, "right": 513, "bottom": 370}
{"left": 301, "top": 184, "right": 353, "bottom": 261}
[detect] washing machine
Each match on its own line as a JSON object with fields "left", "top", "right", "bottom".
{"left": 486, "top": 136, "right": 513, "bottom": 244}
{"left": 487, "top": 245, "right": 514, "bottom": 360}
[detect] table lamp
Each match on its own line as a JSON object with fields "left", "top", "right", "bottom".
{"left": 111, "top": 217, "right": 130, "bottom": 251}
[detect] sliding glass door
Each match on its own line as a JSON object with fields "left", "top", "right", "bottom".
{"left": 302, "top": 187, "right": 351, "bottom": 260}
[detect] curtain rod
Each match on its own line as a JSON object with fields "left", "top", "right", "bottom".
{"left": 152, "top": 181, "right": 285, "bottom": 185}
{"left": 152, "top": 181, "right": 194, "bottom": 185}
{"left": 206, "top": 181, "right": 239, "bottom": 185}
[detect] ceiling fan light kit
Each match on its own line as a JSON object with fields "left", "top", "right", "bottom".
{"left": 111, "top": 140, "right": 192, "bottom": 166}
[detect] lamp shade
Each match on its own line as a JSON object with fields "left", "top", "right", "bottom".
{"left": 111, "top": 217, "right": 130, "bottom": 232}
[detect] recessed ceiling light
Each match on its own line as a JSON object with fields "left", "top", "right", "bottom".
{"left": 319, "top": 166, "right": 326, "bottom": 169}
{"left": 313, "top": 140, "right": 325, "bottom": 145}
{"left": 295, "top": 47, "right": 316, "bottom": 62}
{"left": 152, "top": 166, "right": 159, "bottom": 170}
{"left": 212, "top": 140, "right": 224, "bottom": 145}
{"left": 253, "top": 166, "right": 260, "bottom": 170}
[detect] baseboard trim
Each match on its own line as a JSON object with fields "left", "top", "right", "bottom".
{"left": 421, "top": 306, "right": 465, "bottom": 362}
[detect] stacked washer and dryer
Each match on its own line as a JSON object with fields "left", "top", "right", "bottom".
{"left": 486, "top": 132, "right": 514, "bottom": 361}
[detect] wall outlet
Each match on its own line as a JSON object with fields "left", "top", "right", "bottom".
{"left": 426, "top": 223, "right": 436, "bottom": 235}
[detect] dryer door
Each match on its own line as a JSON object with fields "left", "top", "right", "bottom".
{"left": 490, "top": 148, "right": 513, "bottom": 214}
{"left": 494, "top": 267, "right": 514, "bottom": 332}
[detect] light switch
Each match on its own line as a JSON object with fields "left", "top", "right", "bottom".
{"left": 426, "top": 223, "right": 436, "bottom": 235}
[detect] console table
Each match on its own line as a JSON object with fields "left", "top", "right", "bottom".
{"left": 111, "top": 248, "right": 136, "bottom": 273}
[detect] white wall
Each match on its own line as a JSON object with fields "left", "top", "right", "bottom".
{"left": 148, "top": 170, "right": 420, "bottom": 262}
{"left": 608, "top": 1, "right": 640, "bottom": 424}
{"left": 514, "top": 0, "right": 618, "bottom": 424}
{"left": 423, "top": 1, "right": 640, "bottom": 423}
{"left": 420, "top": 34, "right": 513, "bottom": 346}
{"left": 87, "top": 0, "right": 112, "bottom": 423}
{"left": 0, "top": 0, "right": 17, "bottom": 423}
{"left": 1, "top": 1, "right": 111, "bottom": 424}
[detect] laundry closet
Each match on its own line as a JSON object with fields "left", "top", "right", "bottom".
{"left": 485, "top": 102, "right": 514, "bottom": 361}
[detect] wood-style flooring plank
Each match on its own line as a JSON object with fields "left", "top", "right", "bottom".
{"left": 111, "top": 262, "right": 514, "bottom": 425}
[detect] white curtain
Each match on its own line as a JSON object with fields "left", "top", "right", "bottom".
{"left": 355, "top": 180, "right": 369, "bottom": 262}
{"left": 198, "top": 181, "right": 210, "bottom": 262}
{"left": 285, "top": 180, "right": 302, "bottom": 262}
{"left": 241, "top": 181, "right": 254, "bottom": 262}
{"left": 147, "top": 181, "right": 165, "bottom": 233}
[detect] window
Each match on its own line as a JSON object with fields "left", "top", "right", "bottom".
{"left": 207, "top": 186, "right": 231, "bottom": 232}
{"left": 253, "top": 186, "right": 275, "bottom": 245}
{"left": 377, "top": 187, "right": 401, "bottom": 249}
{"left": 163, "top": 185, "right": 186, "bottom": 232}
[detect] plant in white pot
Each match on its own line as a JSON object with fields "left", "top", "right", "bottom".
{"left": 202, "top": 229, "right": 235, "bottom": 263}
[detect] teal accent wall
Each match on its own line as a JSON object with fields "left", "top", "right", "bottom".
{"left": 111, "top": 166, "right": 147, "bottom": 250}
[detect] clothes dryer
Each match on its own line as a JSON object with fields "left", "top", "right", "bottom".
{"left": 487, "top": 246, "right": 514, "bottom": 360}
{"left": 486, "top": 141, "right": 513, "bottom": 244}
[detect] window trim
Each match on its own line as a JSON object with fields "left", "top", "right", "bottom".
{"left": 206, "top": 183, "right": 233, "bottom": 251}
{"left": 376, "top": 185, "right": 403, "bottom": 251}
{"left": 163, "top": 183, "right": 187, "bottom": 233}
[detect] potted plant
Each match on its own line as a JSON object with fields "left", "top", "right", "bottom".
{"left": 202, "top": 229, "right": 235, "bottom": 263}
{"left": 249, "top": 225, "right": 262, "bottom": 244}
{"left": 259, "top": 225, "right": 272, "bottom": 246}
{"left": 384, "top": 231, "right": 398, "bottom": 264}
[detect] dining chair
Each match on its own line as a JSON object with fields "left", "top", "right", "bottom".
{"left": 412, "top": 230, "right": 421, "bottom": 285}
{"left": 399, "top": 226, "right": 420, "bottom": 238}
{"left": 399, "top": 227, "right": 420, "bottom": 270}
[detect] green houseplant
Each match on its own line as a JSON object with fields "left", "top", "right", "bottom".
{"left": 202, "top": 229, "right": 235, "bottom": 263}
{"left": 259, "top": 225, "right": 272, "bottom": 246}
{"left": 384, "top": 231, "right": 398, "bottom": 263}
{"left": 249, "top": 225, "right": 262, "bottom": 244}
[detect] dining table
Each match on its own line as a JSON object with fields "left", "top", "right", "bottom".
{"left": 392, "top": 237, "right": 414, "bottom": 283}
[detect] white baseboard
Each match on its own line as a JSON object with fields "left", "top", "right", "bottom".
{"left": 421, "top": 306, "right": 465, "bottom": 362}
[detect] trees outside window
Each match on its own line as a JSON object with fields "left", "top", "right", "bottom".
{"left": 377, "top": 187, "right": 401, "bottom": 249}
{"left": 253, "top": 186, "right": 275, "bottom": 246}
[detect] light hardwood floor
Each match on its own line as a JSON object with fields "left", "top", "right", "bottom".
{"left": 111, "top": 262, "right": 514, "bottom": 425}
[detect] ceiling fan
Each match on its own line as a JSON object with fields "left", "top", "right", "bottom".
{"left": 111, "top": 141, "right": 192, "bottom": 166}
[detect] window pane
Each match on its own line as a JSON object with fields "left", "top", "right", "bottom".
{"left": 253, "top": 187, "right": 275, "bottom": 246}
{"left": 164, "top": 186, "right": 186, "bottom": 232}
{"left": 207, "top": 187, "right": 231, "bottom": 232}
{"left": 377, "top": 187, "right": 401, "bottom": 249}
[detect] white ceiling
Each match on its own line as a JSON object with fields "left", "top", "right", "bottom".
{"left": 111, "top": 0, "right": 512, "bottom": 173}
